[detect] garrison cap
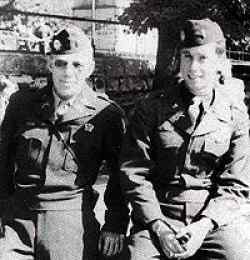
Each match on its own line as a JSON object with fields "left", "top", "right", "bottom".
{"left": 48, "top": 25, "right": 93, "bottom": 57}
{"left": 180, "top": 18, "right": 225, "bottom": 48}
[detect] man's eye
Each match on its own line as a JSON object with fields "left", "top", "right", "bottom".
{"left": 199, "top": 55, "right": 207, "bottom": 61}
{"left": 72, "top": 62, "right": 82, "bottom": 68}
{"left": 183, "top": 53, "right": 192, "bottom": 59}
{"left": 54, "top": 60, "right": 67, "bottom": 67}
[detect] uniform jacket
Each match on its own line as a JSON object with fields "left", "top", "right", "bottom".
{"left": 0, "top": 82, "right": 129, "bottom": 233}
{"left": 120, "top": 82, "right": 250, "bottom": 228}
{"left": 218, "top": 78, "right": 247, "bottom": 114}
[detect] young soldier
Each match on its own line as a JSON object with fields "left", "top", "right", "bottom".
{"left": 0, "top": 25, "right": 129, "bottom": 260}
{"left": 120, "top": 18, "right": 250, "bottom": 260}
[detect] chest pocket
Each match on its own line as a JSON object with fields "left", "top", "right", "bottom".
{"left": 63, "top": 152, "right": 78, "bottom": 172}
{"left": 204, "top": 126, "right": 231, "bottom": 156}
{"left": 62, "top": 121, "right": 100, "bottom": 173}
{"left": 157, "top": 121, "right": 184, "bottom": 148}
{"left": 63, "top": 136, "right": 78, "bottom": 173}
{"left": 15, "top": 128, "right": 48, "bottom": 168}
{"left": 50, "top": 127, "right": 78, "bottom": 173}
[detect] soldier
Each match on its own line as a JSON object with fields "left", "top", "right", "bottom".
{"left": 0, "top": 25, "right": 129, "bottom": 260}
{"left": 119, "top": 18, "right": 250, "bottom": 260}
{"left": 0, "top": 75, "right": 18, "bottom": 125}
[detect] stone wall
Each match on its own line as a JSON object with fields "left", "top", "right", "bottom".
{"left": 0, "top": 51, "right": 154, "bottom": 108}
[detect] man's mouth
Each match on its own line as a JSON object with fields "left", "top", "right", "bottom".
{"left": 61, "top": 80, "right": 72, "bottom": 84}
{"left": 188, "top": 74, "right": 201, "bottom": 80}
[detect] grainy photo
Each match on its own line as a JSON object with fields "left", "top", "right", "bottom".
{"left": 0, "top": 1, "right": 250, "bottom": 260}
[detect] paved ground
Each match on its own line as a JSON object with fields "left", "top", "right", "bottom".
{"left": 93, "top": 174, "right": 109, "bottom": 226}
{"left": 94, "top": 185, "right": 107, "bottom": 226}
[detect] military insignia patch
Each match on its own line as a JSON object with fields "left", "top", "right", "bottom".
{"left": 53, "top": 39, "right": 62, "bottom": 51}
{"left": 84, "top": 123, "right": 94, "bottom": 132}
{"left": 49, "top": 29, "right": 70, "bottom": 54}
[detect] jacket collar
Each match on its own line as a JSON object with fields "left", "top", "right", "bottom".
{"left": 35, "top": 82, "right": 98, "bottom": 124}
{"left": 167, "top": 84, "right": 232, "bottom": 136}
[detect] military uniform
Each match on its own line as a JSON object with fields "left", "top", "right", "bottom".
{"left": 120, "top": 82, "right": 250, "bottom": 259}
{"left": 0, "top": 82, "right": 129, "bottom": 260}
{"left": 218, "top": 77, "right": 248, "bottom": 115}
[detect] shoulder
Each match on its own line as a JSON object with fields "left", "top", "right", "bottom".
{"left": 134, "top": 84, "right": 180, "bottom": 113}
{"left": 219, "top": 78, "right": 245, "bottom": 101}
{"left": 94, "top": 95, "right": 126, "bottom": 133}
{"left": 215, "top": 86, "right": 248, "bottom": 120}
{"left": 231, "top": 104, "right": 249, "bottom": 129}
{"left": 216, "top": 88, "right": 250, "bottom": 131}
{"left": 96, "top": 94, "right": 125, "bottom": 118}
{"left": 8, "top": 87, "right": 42, "bottom": 109}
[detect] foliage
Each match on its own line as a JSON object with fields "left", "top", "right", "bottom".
{"left": 0, "top": 0, "right": 73, "bottom": 52}
{"left": 118, "top": 0, "right": 250, "bottom": 88}
{"left": 119, "top": 0, "right": 250, "bottom": 38}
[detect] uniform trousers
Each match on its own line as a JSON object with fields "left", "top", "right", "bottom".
{"left": 119, "top": 201, "right": 250, "bottom": 260}
{"left": 0, "top": 198, "right": 100, "bottom": 260}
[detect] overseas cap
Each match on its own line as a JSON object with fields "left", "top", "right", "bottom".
{"left": 180, "top": 18, "right": 225, "bottom": 48}
{"left": 48, "top": 25, "right": 93, "bottom": 57}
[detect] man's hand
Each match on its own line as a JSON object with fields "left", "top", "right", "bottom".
{"left": 98, "top": 230, "right": 125, "bottom": 257}
{"left": 151, "top": 220, "right": 186, "bottom": 259}
{"left": 174, "top": 217, "right": 214, "bottom": 259}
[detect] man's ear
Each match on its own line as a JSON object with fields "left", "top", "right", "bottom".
{"left": 216, "top": 58, "right": 232, "bottom": 80}
{"left": 86, "top": 59, "right": 95, "bottom": 77}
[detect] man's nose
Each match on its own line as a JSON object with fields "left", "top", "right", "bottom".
{"left": 190, "top": 59, "right": 200, "bottom": 72}
{"left": 64, "top": 64, "right": 75, "bottom": 75}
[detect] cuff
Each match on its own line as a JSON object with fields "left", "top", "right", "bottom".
{"left": 197, "top": 215, "right": 217, "bottom": 232}
{"left": 149, "top": 219, "right": 175, "bottom": 235}
{"left": 102, "top": 210, "right": 130, "bottom": 234}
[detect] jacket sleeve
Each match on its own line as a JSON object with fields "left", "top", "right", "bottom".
{"left": 101, "top": 106, "right": 130, "bottom": 234}
{"left": 202, "top": 106, "right": 250, "bottom": 227}
{"left": 0, "top": 95, "right": 17, "bottom": 213}
{"left": 120, "top": 101, "right": 165, "bottom": 226}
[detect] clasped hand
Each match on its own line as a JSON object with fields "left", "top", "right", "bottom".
{"left": 174, "top": 218, "right": 213, "bottom": 259}
{"left": 153, "top": 219, "right": 212, "bottom": 259}
{"left": 152, "top": 220, "right": 185, "bottom": 259}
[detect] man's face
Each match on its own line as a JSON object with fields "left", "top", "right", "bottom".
{"left": 180, "top": 43, "right": 220, "bottom": 96}
{"left": 49, "top": 52, "right": 94, "bottom": 100}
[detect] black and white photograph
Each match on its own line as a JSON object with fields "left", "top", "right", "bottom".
{"left": 0, "top": 1, "right": 250, "bottom": 259}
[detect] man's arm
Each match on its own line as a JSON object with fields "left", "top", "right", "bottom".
{"left": 98, "top": 104, "right": 130, "bottom": 256}
{"left": 0, "top": 94, "right": 18, "bottom": 237}
{"left": 201, "top": 105, "right": 250, "bottom": 227}
{"left": 172, "top": 105, "right": 250, "bottom": 259}
{"left": 120, "top": 100, "right": 165, "bottom": 226}
{"left": 0, "top": 94, "right": 17, "bottom": 199}
{"left": 101, "top": 106, "right": 130, "bottom": 234}
{"left": 119, "top": 100, "right": 187, "bottom": 258}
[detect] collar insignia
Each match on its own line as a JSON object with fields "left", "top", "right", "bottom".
{"left": 84, "top": 123, "right": 94, "bottom": 132}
